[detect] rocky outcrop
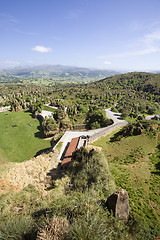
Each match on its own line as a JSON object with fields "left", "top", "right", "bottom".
{"left": 106, "top": 189, "right": 130, "bottom": 219}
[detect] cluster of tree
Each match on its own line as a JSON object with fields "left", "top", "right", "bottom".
{"left": 86, "top": 106, "right": 113, "bottom": 129}
{"left": 41, "top": 104, "right": 113, "bottom": 137}
{"left": 42, "top": 105, "right": 72, "bottom": 137}
{"left": 110, "top": 120, "right": 160, "bottom": 141}
{"left": 113, "top": 96, "right": 160, "bottom": 119}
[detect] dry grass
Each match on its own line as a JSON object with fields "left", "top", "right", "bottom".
{"left": 0, "top": 150, "right": 59, "bottom": 195}
{"left": 37, "top": 217, "right": 69, "bottom": 240}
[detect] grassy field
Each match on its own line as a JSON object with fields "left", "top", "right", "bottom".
{"left": 43, "top": 105, "right": 57, "bottom": 112}
{"left": 0, "top": 110, "right": 51, "bottom": 163}
{"left": 92, "top": 130, "right": 160, "bottom": 238}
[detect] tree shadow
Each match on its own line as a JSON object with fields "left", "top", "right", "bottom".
{"left": 156, "top": 144, "right": 160, "bottom": 150}
{"left": 117, "top": 117, "right": 123, "bottom": 120}
{"left": 34, "top": 147, "right": 51, "bottom": 157}
{"left": 155, "top": 161, "right": 160, "bottom": 171}
{"left": 34, "top": 131, "right": 43, "bottom": 138}
{"left": 60, "top": 142, "right": 70, "bottom": 160}
{"left": 45, "top": 165, "right": 66, "bottom": 191}
{"left": 23, "top": 230, "right": 37, "bottom": 240}
{"left": 24, "top": 109, "right": 33, "bottom": 117}
{"left": 32, "top": 208, "right": 53, "bottom": 220}
{"left": 34, "top": 126, "right": 44, "bottom": 139}
{"left": 151, "top": 171, "right": 160, "bottom": 176}
{"left": 24, "top": 110, "right": 30, "bottom": 113}
{"left": 44, "top": 159, "right": 70, "bottom": 191}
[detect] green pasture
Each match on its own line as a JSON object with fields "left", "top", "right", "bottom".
{"left": 93, "top": 133, "right": 156, "bottom": 163}
{"left": 92, "top": 130, "right": 160, "bottom": 236}
{"left": 0, "top": 110, "right": 51, "bottom": 163}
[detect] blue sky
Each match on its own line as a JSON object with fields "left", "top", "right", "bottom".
{"left": 0, "top": 0, "right": 160, "bottom": 71}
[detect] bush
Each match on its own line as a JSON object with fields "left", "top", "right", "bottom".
{"left": 68, "top": 148, "right": 115, "bottom": 196}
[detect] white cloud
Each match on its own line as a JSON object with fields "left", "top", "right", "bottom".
{"left": 15, "top": 29, "right": 36, "bottom": 36}
{"left": 0, "top": 13, "right": 18, "bottom": 25}
{"left": 97, "top": 55, "right": 108, "bottom": 59}
{"left": 26, "top": 60, "right": 35, "bottom": 64}
{"left": 111, "top": 47, "right": 160, "bottom": 58}
{"left": 105, "top": 29, "right": 160, "bottom": 59}
{"left": 32, "top": 45, "right": 52, "bottom": 53}
{"left": 143, "top": 30, "right": 160, "bottom": 45}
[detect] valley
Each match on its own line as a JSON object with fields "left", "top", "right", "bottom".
{"left": 0, "top": 71, "right": 160, "bottom": 239}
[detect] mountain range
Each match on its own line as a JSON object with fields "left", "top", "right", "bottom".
{"left": 0, "top": 65, "right": 121, "bottom": 84}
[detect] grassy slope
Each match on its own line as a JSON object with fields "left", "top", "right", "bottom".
{"left": 92, "top": 130, "right": 160, "bottom": 237}
{"left": 0, "top": 110, "right": 50, "bottom": 163}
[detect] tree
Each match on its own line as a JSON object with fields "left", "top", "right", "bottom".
{"left": 42, "top": 117, "right": 58, "bottom": 137}
{"left": 86, "top": 106, "right": 113, "bottom": 129}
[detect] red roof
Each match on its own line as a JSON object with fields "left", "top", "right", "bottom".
{"left": 61, "top": 137, "right": 80, "bottom": 168}
{"left": 64, "top": 137, "right": 79, "bottom": 158}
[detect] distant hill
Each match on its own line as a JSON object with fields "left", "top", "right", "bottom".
{"left": 0, "top": 65, "right": 121, "bottom": 84}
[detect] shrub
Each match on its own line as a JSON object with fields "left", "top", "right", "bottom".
{"left": 37, "top": 217, "right": 68, "bottom": 240}
{"left": 68, "top": 148, "right": 115, "bottom": 196}
{"left": 110, "top": 121, "right": 160, "bottom": 141}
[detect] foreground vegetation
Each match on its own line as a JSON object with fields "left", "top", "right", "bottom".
{"left": 0, "top": 149, "right": 129, "bottom": 240}
{"left": 93, "top": 121, "right": 160, "bottom": 239}
{"left": 1, "top": 125, "right": 160, "bottom": 239}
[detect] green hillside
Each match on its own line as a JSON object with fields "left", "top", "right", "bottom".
{"left": 91, "top": 124, "right": 160, "bottom": 238}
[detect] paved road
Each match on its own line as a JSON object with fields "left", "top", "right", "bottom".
{"left": 145, "top": 115, "right": 160, "bottom": 120}
{"left": 0, "top": 106, "right": 10, "bottom": 112}
{"left": 105, "top": 108, "right": 127, "bottom": 125}
{"left": 40, "top": 110, "right": 53, "bottom": 119}
{"left": 56, "top": 108, "right": 128, "bottom": 160}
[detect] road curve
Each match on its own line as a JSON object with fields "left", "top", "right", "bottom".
{"left": 56, "top": 108, "right": 128, "bottom": 160}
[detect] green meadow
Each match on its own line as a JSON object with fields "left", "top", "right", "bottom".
{"left": 0, "top": 110, "right": 51, "bottom": 163}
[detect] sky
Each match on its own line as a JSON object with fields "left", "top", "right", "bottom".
{"left": 0, "top": 0, "right": 160, "bottom": 71}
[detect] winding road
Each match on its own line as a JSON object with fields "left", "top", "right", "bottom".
{"left": 56, "top": 108, "right": 128, "bottom": 160}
